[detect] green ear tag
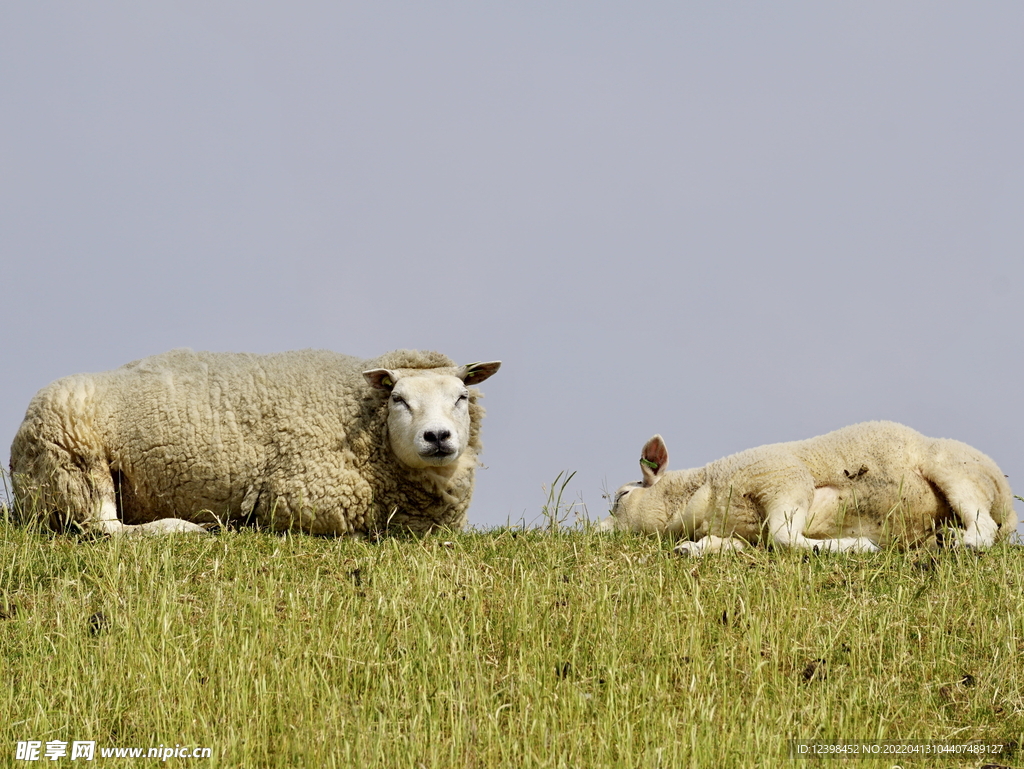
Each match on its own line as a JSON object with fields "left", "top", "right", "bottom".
{"left": 383, "top": 376, "right": 393, "bottom": 387}
{"left": 640, "top": 458, "right": 659, "bottom": 470}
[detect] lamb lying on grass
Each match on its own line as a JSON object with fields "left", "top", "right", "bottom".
{"left": 601, "top": 421, "right": 1016, "bottom": 555}
{"left": 10, "top": 348, "right": 500, "bottom": 537}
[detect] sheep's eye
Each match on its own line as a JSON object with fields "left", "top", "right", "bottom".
{"left": 456, "top": 392, "right": 468, "bottom": 405}
{"left": 391, "top": 394, "right": 407, "bottom": 407}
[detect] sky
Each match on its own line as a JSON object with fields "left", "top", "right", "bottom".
{"left": 2, "top": 3, "right": 1023, "bottom": 534}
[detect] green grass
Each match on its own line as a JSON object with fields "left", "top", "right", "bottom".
{"left": 2, "top": 507, "right": 1023, "bottom": 767}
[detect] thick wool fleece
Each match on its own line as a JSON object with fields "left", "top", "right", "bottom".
{"left": 11, "top": 348, "right": 487, "bottom": 535}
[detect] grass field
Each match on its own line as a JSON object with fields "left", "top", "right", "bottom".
{"left": 2, "top": 497, "right": 1023, "bottom": 767}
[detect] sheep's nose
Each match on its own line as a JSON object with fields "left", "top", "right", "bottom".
{"left": 424, "top": 429, "right": 451, "bottom": 445}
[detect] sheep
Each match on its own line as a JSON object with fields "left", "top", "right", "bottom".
{"left": 10, "top": 348, "right": 500, "bottom": 537}
{"left": 600, "top": 421, "right": 1016, "bottom": 555}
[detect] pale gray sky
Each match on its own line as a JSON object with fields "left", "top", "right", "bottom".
{"left": 2, "top": 3, "right": 1023, "bottom": 532}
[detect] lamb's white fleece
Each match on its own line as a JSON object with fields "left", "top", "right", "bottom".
{"left": 603, "top": 421, "right": 1015, "bottom": 555}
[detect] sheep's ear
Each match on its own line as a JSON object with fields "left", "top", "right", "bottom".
{"left": 363, "top": 368, "right": 399, "bottom": 391}
{"left": 460, "top": 361, "right": 501, "bottom": 386}
{"left": 640, "top": 435, "right": 669, "bottom": 487}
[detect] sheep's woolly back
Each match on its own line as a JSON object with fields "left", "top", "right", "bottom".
{"left": 370, "top": 349, "right": 456, "bottom": 370}
{"left": 10, "top": 348, "right": 491, "bottom": 536}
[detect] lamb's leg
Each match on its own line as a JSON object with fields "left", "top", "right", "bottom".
{"left": 935, "top": 479, "right": 999, "bottom": 549}
{"left": 767, "top": 496, "right": 879, "bottom": 553}
{"left": 674, "top": 535, "right": 746, "bottom": 557}
{"left": 921, "top": 454, "right": 1001, "bottom": 549}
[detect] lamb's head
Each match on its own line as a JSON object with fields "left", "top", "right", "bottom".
{"left": 599, "top": 434, "right": 671, "bottom": 534}
{"left": 363, "top": 361, "right": 501, "bottom": 469}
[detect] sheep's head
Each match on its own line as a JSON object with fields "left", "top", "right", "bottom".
{"left": 363, "top": 361, "right": 501, "bottom": 469}
{"left": 599, "top": 434, "right": 670, "bottom": 534}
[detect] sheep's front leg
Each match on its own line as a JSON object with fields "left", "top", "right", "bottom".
{"left": 89, "top": 498, "right": 128, "bottom": 536}
{"left": 767, "top": 496, "right": 879, "bottom": 553}
{"left": 674, "top": 535, "right": 746, "bottom": 557}
{"left": 83, "top": 493, "right": 208, "bottom": 537}
{"left": 83, "top": 515, "right": 209, "bottom": 537}
{"left": 118, "top": 519, "right": 211, "bottom": 537}
{"left": 80, "top": 490, "right": 208, "bottom": 537}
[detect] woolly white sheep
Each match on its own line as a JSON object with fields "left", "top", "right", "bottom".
{"left": 600, "top": 421, "right": 1016, "bottom": 555}
{"left": 10, "top": 348, "right": 500, "bottom": 537}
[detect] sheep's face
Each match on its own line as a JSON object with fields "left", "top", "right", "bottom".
{"left": 600, "top": 481, "right": 652, "bottom": 532}
{"left": 363, "top": 362, "right": 501, "bottom": 470}
{"left": 598, "top": 434, "right": 671, "bottom": 534}
{"left": 386, "top": 374, "right": 472, "bottom": 468}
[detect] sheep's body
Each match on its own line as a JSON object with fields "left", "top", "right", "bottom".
{"left": 603, "top": 421, "right": 1016, "bottom": 555}
{"left": 11, "top": 348, "right": 500, "bottom": 537}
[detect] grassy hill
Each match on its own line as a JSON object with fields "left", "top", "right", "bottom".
{"left": 2, "top": 509, "right": 1022, "bottom": 767}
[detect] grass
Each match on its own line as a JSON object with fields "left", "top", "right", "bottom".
{"left": 2, "top": 499, "right": 1023, "bottom": 767}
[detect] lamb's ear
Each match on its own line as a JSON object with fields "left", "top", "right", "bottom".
{"left": 363, "top": 368, "right": 399, "bottom": 391}
{"left": 640, "top": 435, "right": 669, "bottom": 487}
{"left": 460, "top": 361, "right": 501, "bottom": 386}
